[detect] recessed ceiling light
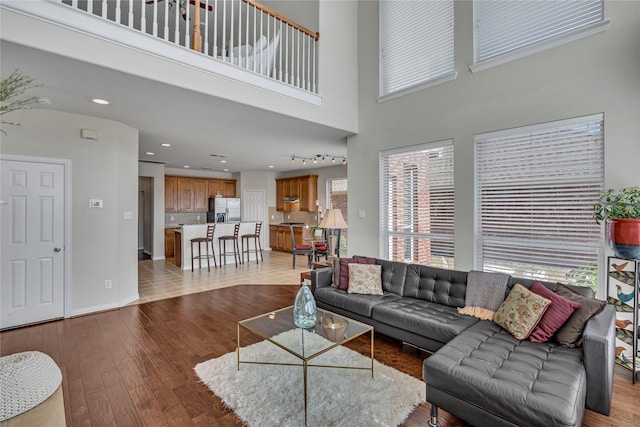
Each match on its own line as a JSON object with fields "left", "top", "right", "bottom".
{"left": 161, "top": 143, "right": 171, "bottom": 147}
{"left": 223, "top": 168, "right": 229, "bottom": 172}
{"left": 220, "top": 160, "right": 227, "bottom": 163}
{"left": 184, "top": 165, "right": 190, "bottom": 168}
{"left": 92, "top": 98, "right": 110, "bottom": 105}
{"left": 268, "top": 165, "right": 274, "bottom": 168}
{"left": 146, "top": 152, "right": 155, "bottom": 155}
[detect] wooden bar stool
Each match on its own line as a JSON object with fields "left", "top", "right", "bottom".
{"left": 191, "top": 224, "right": 217, "bottom": 271}
{"left": 241, "top": 222, "right": 264, "bottom": 264}
{"left": 218, "top": 223, "right": 241, "bottom": 267}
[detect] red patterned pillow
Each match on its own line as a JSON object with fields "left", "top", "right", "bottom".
{"left": 338, "top": 257, "right": 376, "bottom": 290}
{"left": 528, "top": 282, "right": 580, "bottom": 343}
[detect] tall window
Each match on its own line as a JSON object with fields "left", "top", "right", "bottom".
{"left": 474, "top": 0, "right": 605, "bottom": 63}
{"left": 379, "top": 0, "right": 455, "bottom": 98}
{"left": 475, "top": 114, "right": 604, "bottom": 289}
{"left": 380, "top": 141, "right": 455, "bottom": 268}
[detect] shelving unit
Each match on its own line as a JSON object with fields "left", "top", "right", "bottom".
{"left": 606, "top": 256, "right": 639, "bottom": 383}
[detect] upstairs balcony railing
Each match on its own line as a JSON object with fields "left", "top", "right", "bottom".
{"left": 55, "top": 0, "right": 319, "bottom": 93}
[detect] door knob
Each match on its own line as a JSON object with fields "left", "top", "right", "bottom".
{"left": 54, "top": 247, "right": 62, "bottom": 252}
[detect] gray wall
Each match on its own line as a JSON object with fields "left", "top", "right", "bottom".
{"left": 1, "top": 109, "right": 140, "bottom": 314}
{"left": 348, "top": 1, "right": 640, "bottom": 272}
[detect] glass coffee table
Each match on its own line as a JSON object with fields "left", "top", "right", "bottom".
{"left": 237, "top": 306, "right": 374, "bottom": 425}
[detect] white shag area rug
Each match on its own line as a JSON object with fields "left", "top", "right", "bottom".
{"left": 195, "top": 329, "right": 425, "bottom": 427}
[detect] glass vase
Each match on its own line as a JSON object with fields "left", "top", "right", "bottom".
{"left": 293, "top": 281, "right": 317, "bottom": 329}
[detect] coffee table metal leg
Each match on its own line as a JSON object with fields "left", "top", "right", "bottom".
{"left": 237, "top": 324, "right": 240, "bottom": 371}
{"left": 303, "top": 360, "right": 308, "bottom": 426}
{"left": 370, "top": 328, "right": 375, "bottom": 378}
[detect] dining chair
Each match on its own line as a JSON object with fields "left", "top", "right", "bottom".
{"left": 290, "top": 225, "right": 313, "bottom": 269}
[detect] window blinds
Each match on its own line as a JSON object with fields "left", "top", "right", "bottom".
{"left": 380, "top": 0, "right": 454, "bottom": 96}
{"left": 475, "top": 114, "right": 604, "bottom": 286}
{"left": 474, "top": 0, "right": 604, "bottom": 63}
{"left": 380, "top": 141, "right": 455, "bottom": 268}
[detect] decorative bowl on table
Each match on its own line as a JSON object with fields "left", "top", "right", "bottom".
{"left": 321, "top": 315, "right": 348, "bottom": 342}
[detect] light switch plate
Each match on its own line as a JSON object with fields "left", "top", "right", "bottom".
{"left": 358, "top": 209, "right": 366, "bottom": 219}
{"left": 123, "top": 210, "right": 133, "bottom": 220}
{"left": 90, "top": 199, "right": 103, "bottom": 209}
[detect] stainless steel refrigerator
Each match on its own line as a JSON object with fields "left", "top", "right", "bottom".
{"left": 207, "top": 197, "right": 241, "bottom": 223}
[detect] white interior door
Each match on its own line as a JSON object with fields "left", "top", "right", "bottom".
{"left": 243, "top": 190, "right": 266, "bottom": 248}
{"left": 1, "top": 159, "right": 66, "bottom": 329}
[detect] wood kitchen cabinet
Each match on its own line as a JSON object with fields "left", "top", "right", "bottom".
{"left": 275, "top": 175, "right": 318, "bottom": 212}
{"left": 177, "top": 177, "right": 194, "bottom": 212}
{"left": 193, "top": 179, "right": 208, "bottom": 212}
{"left": 165, "top": 176, "right": 237, "bottom": 212}
{"left": 165, "top": 176, "right": 178, "bottom": 212}
{"left": 269, "top": 225, "right": 303, "bottom": 252}
{"left": 165, "top": 227, "right": 179, "bottom": 258}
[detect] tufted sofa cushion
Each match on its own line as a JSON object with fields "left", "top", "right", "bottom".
{"left": 424, "top": 321, "right": 586, "bottom": 427}
{"left": 375, "top": 259, "right": 408, "bottom": 295}
{"left": 373, "top": 298, "right": 479, "bottom": 344}
{"left": 314, "top": 287, "right": 402, "bottom": 318}
{"left": 403, "top": 264, "right": 468, "bottom": 307}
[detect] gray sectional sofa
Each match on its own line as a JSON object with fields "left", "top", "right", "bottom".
{"left": 310, "top": 258, "right": 615, "bottom": 427}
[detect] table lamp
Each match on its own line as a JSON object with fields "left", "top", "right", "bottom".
{"left": 318, "top": 209, "right": 348, "bottom": 258}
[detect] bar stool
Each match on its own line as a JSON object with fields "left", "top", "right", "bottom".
{"left": 218, "top": 223, "right": 241, "bottom": 267}
{"left": 241, "top": 222, "right": 264, "bottom": 264}
{"left": 191, "top": 224, "right": 217, "bottom": 272}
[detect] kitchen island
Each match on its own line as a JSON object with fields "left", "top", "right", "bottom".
{"left": 177, "top": 222, "right": 260, "bottom": 270}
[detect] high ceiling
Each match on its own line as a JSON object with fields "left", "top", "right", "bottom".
{"left": 0, "top": 40, "right": 351, "bottom": 173}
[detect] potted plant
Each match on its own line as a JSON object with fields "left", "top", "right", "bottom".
{"left": 594, "top": 186, "right": 640, "bottom": 259}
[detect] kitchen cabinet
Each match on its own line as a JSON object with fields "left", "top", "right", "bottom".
{"left": 275, "top": 175, "right": 318, "bottom": 212}
{"left": 269, "top": 225, "right": 303, "bottom": 252}
{"left": 165, "top": 176, "right": 178, "bottom": 212}
{"left": 177, "top": 177, "right": 194, "bottom": 212}
{"left": 165, "top": 176, "right": 237, "bottom": 212}
{"left": 193, "top": 179, "right": 208, "bottom": 212}
{"left": 165, "top": 227, "right": 179, "bottom": 258}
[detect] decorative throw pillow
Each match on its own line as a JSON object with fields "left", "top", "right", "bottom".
{"left": 528, "top": 282, "right": 581, "bottom": 342}
{"left": 338, "top": 257, "right": 376, "bottom": 290}
{"left": 347, "top": 264, "right": 383, "bottom": 295}
{"left": 553, "top": 283, "right": 607, "bottom": 347}
{"left": 493, "top": 284, "right": 552, "bottom": 340}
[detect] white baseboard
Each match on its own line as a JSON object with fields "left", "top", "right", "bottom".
{"left": 70, "top": 293, "right": 140, "bottom": 317}
{"left": 152, "top": 255, "right": 165, "bottom": 261}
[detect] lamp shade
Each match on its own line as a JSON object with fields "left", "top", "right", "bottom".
{"left": 319, "top": 209, "right": 348, "bottom": 229}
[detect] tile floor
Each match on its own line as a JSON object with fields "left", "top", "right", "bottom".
{"left": 136, "top": 250, "right": 314, "bottom": 304}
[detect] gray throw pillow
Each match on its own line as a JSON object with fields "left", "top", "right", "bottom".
{"left": 553, "top": 283, "right": 607, "bottom": 347}
{"left": 332, "top": 257, "right": 341, "bottom": 287}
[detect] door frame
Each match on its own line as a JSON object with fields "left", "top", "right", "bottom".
{"left": 1, "top": 154, "right": 72, "bottom": 319}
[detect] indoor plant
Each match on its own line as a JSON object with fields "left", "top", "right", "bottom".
{"left": 0, "top": 69, "right": 39, "bottom": 134}
{"left": 594, "top": 186, "right": 640, "bottom": 259}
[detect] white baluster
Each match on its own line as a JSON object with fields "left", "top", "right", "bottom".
{"left": 252, "top": 6, "right": 256, "bottom": 72}
{"left": 128, "top": 0, "right": 133, "bottom": 28}
{"left": 312, "top": 39, "right": 316, "bottom": 93}
{"left": 278, "top": 19, "right": 283, "bottom": 81}
{"left": 285, "top": 24, "right": 289, "bottom": 84}
{"left": 301, "top": 31, "right": 306, "bottom": 89}
{"left": 222, "top": 0, "right": 226, "bottom": 59}
{"left": 259, "top": 10, "right": 263, "bottom": 73}
{"left": 213, "top": 0, "right": 218, "bottom": 57}
{"left": 174, "top": 0, "right": 180, "bottom": 44}
{"left": 102, "top": 0, "right": 107, "bottom": 19}
{"left": 72, "top": 0, "right": 78, "bottom": 8}
{"left": 152, "top": 0, "right": 157, "bottom": 37}
{"left": 204, "top": 0, "right": 210, "bottom": 56}
{"left": 141, "top": 0, "right": 146, "bottom": 34}
{"left": 266, "top": 14, "right": 270, "bottom": 76}
{"left": 184, "top": 0, "right": 189, "bottom": 46}
{"left": 296, "top": 31, "right": 300, "bottom": 88}
{"left": 87, "top": 0, "right": 93, "bottom": 15}
{"left": 245, "top": 1, "right": 249, "bottom": 70}
{"left": 115, "top": 0, "right": 121, "bottom": 24}
{"left": 230, "top": 0, "right": 234, "bottom": 63}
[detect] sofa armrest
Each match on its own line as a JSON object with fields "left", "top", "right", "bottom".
{"left": 310, "top": 267, "right": 333, "bottom": 293}
{"left": 582, "top": 304, "right": 615, "bottom": 415}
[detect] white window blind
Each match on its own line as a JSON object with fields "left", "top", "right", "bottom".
{"left": 474, "top": 0, "right": 604, "bottom": 63}
{"left": 380, "top": 141, "right": 455, "bottom": 268}
{"left": 475, "top": 114, "right": 604, "bottom": 288}
{"left": 380, "top": 0, "right": 454, "bottom": 97}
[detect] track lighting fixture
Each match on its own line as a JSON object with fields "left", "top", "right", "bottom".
{"left": 289, "top": 154, "right": 347, "bottom": 166}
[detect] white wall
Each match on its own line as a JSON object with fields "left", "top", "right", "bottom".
{"left": 348, "top": 0, "right": 640, "bottom": 270}
{"left": 1, "top": 109, "right": 140, "bottom": 314}
{"left": 139, "top": 161, "right": 165, "bottom": 260}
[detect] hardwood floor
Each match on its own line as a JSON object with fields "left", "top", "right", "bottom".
{"left": 1, "top": 254, "right": 639, "bottom": 426}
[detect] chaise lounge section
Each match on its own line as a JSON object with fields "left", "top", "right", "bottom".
{"left": 310, "top": 258, "right": 615, "bottom": 427}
